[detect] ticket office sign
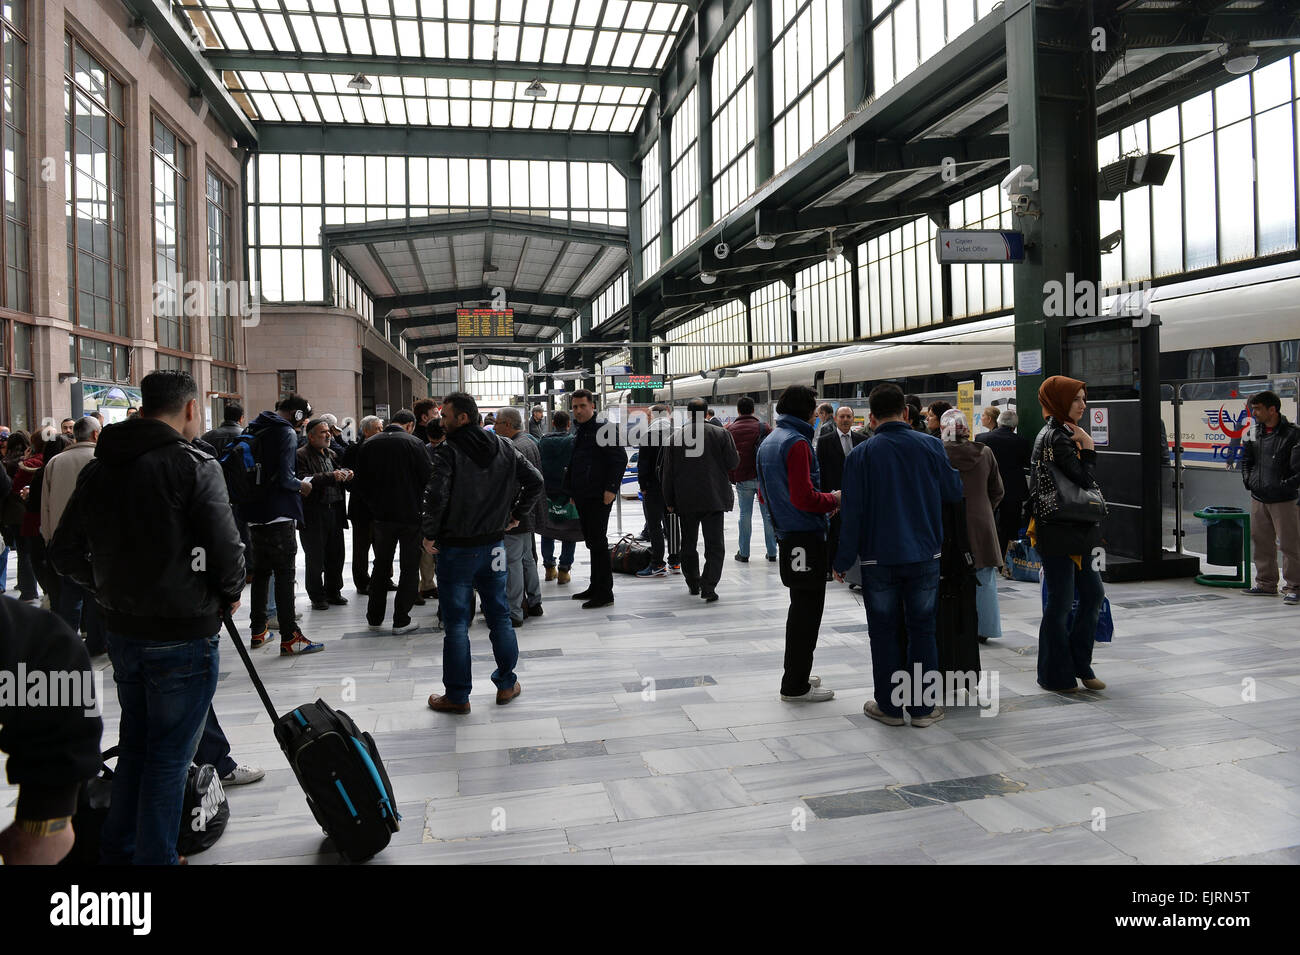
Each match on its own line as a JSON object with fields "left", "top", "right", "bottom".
{"left": 457, "top": 308, "right": 514, "bottom": 342}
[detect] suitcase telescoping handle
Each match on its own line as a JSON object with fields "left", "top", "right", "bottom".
{"left": 222, "top": 611, "right": 282, "bottom": 724}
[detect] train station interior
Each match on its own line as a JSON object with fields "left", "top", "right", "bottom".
{"left": 0, "top": 0, "right": 1298, "bottom": 874}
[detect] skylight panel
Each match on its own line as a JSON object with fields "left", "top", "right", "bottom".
{"left": 429, "top": 77, "right": 449, "bottom": 96}
{"left": 318, "top": 95, "right": 345, "bottom": 122}
{"left": 263, "top": 14, "right": 296, "bottom": 49}
{"left": 252, "top": 90, "right": 280, "bottom": 120}
{"left": 273, "top": 91, "right": 303, "bottom": 121}
{"left": 470, "top": 78, "right": 492, "bottom": 97}
{"left": 565, "top": 28, "right": 593, "bottom": 63}
{"left": 550, "top": 0, "right": 576, "bottom": 25}
{"left": 472, "top": 23, "right": 494, "bottom": 58}
{"left": 340, "top": 95, "right": 366, "bottom": 122}
{"left": 318, "top": 17, "right": 347, "bottom": 52}
{"left": 447, "top": 21, "right": 469, "bottom": 55}
{"left": 611, "top": 31, "right": 638, "bottom": 67}
{"left": 602, "top": 0, "right": 628, "bottom": 28}
{"left": 419, "top": 0, "right": 444, "bottom": 16}
{"left": 492, "top": 100, "right": 513, "bottom": 128}
{"left": 497, "top": 24, "right": 519, "bottom": 58}
{"left": 633, "top": 33, "right": 661, "bottom": 68}
{"left": 372, "top": 20, "right": 397, "bottom": 56}
{"left": 423, "top": 22, "right": 445, "bottom": 56}
{"left": 511, "top": 104, "right": 533, "bottom": 127}
{"left": 624, "top": 1, "right": 650, "bottom": 30}
{"left": 590, "top": 30, "right": 617, "bottom": 65}
{"left": 283, "top": 0, "right": 310, "bottom": 10}
{"left": 212, "top": 11, "right": 250, "bottom": 49}
{"left": 447, "top": 0, "right": 470, "bottom": 18}
{"left": 397, "top": 24, "right": 422, "bottom": 54}
{"left": 402, "top": 76, "right": 425, "bottom": 95}
{"left": 523, "top": 0, "right": 548, "bottom": 23}
{"left": 383, "top": 95, "right": 408, "bottom": 124}
{"left": 365, "top": 0, "right": 392, "bottom": 15}
{"left": 378, "top": 74, "right": 403, "bottom": 94}
{"left": 543, "top": 28, "right": 569, "bottom": 62}
{"left": 613, "top": 104, "right": 636, "bottom": 130}
{"left": 555, "top": 82, "right": 580, "bottom": 101}
{"left": 337, "top": 0, "right": 364, "bottom": 13}
{"left": 405, "top": 96, "right": 429, "bottom": 124}
{"left": 265, "top": 70, "right": 291, "bottom": 90}
{"left": 647, "top": 3, "right": 673, "bottom": 31}
{"left": 519, "top": 25, "right": 543, "bottom": 59}
{"left": 531, "top": 102, "right": 554, "bottom": 127}
{"left": 573, "top": 102, "right": 594, "bottom": 129}
{"left": 343, "top": 17, "right": 372, "bottom": 54}
{"left": 450, "top": 99, "right": 470, "bottom": 125}
{"left": 361, "top": 95, "right": 387, "bottom": 123}
{"left": 291, "top": 15, "right": 322, "bottom": 51}
{"left": 429, "top": 98, "right": 450, "bottom": 124}
{"left": 286, "top": 72, "right": 311, "bottom": 91}
{"left": 471, "top": 99, "right": 491, "bottom": 126}
{"left": 393, "top": 0, "right": 417, "bottom": 15}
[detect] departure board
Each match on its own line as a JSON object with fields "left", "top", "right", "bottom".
{"left": 456, "top": 308, "right": 514, "bottom": 342}
{"left": 611, "top": 374, "right": 665, "bottom": 389}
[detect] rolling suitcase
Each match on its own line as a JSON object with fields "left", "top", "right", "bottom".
{"left": 222, "top": 613, "right": 400, "bottom": 862}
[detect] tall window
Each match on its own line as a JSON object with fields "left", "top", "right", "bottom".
{"left": 711, "top": 7, "right": 755, "bottom": 220}
{"left": 669, "top": 87, "right": 698, "bottom": 256}
{"left": 2, "top": 0, "right": 29, "bottom": 312}
{"left": 640, "top": 146, "right": 661, "bottom": 277}
{"left": 859, "top": 216, "right": 942, "bottom": 336}
{"left": 207, "top": 167, "right": 236, "bottom": 363}
{"left": 65, "top": 35, "right": 127, "bottom": 336}
{"left": 0, "top": 318, "right": 34, "bottom": 431}
{"left": 277, "top": 369, "right": 297, "bottom": 401}
{"left": 772, "top": 0, "right": 844, "bottom": 174}
{"left": 152, "top": 117, "right": 189, "bottom": 353}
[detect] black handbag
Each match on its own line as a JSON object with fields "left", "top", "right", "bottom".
{"left": 610, "top": 533, "right": 652, "bottom": 574}
{"left": 177, "top": 763, "right": 231, "bottom": 855}
{"left": 1031, "top": 426, "right": 1107, "bottom": 524}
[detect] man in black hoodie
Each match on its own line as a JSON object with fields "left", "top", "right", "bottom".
{"left": 357, "top": 409, "right": 432, "bottom": 633}
{"left": 422, "top": 392, "right": 543, "bottom": 714}
{"left": 242, "top": 394, "right": 324, "bottom": 655}
{"left": 49, "top": 369, "right": 243, "bottom": 864}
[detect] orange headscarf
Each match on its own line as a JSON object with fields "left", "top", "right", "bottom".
{"left": 1038, "top": 375, "right": 1085, "bottom": 425}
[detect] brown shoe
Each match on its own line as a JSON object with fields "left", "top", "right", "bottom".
{"left": 496, "top": 681, "right": 522, "bottom": 706}
{"left": 544, "top": 565, "right": 557, "bottom": 582}
{"left": 428, "top": 694, "right": 470, "bottom": 714}
{"left": 557, "top": 569, "right": 571, "bottom": 585}
{"left": 1081, "top": 677, "right": 1106, "bottom": 691}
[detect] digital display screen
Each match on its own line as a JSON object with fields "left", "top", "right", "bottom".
{"left": 456, "top": 308, "right": 514, "bottom": 341}
{"left": 611, "top": 374, "right": 665, "bottom": 389}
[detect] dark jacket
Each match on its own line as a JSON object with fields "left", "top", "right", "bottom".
{"left": 945, "top": 439, "right": 1005, "bottom": 568}
{"left": 421, "top": 425, "right": 544, "bottom": 547}
{"left": 660, "top": 420, "right": 740, "bottom": 513}
{"left": 201, "top": 420, "right": 243, "bottom": 460}
{"left": 833, "top": 420, "right": 964, "bottom": 571}
{"left": 1241, "top": 415, "right": 1300, "bottom": 504}
{"left": 49, "top": 417, "right": 246, "bottom": 640}
{"left": 356, "top": 425, "right": 433, "bottom": 524}
{"left": 0, "top": 600, "right": 103, "bottom": 820}
{"left": 977, "top": 425, "right": 1033, "bottom": 505}
{"left": 509, "top": 432, "right": 547, "bottom": 534}
{"left": 566, "top": 415, "right": 628, "bottom": 500}
{"left": 537, "top": 430, "right": 574, "bottom": 496}
{"left": 1030, "top": 418, "right": 1104, "bottom": 557}
{"left": 726, "top": 414, "right": 769, "bottom": 483}
{"left": 241, "top": 411, "right": 305, "bottom": 526}
{"left": 528, "top": 416, "right": 545, "bottom": 439}
{"left": 296, "top": 444, "right": 344, "bottom": 511}
{"left": 636, "top": 417, "right": 674, "bottom": 492}
{"left": 816, "top": 427, "right": 868, "bottom": 492}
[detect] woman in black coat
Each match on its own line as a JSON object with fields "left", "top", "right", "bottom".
{"left": 1031, "top": 375, "right": 1106, "bottom": 694}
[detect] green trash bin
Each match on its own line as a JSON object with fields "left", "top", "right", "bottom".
{"left": 1194, "top": 507, "right": 1251, "bottom": 588}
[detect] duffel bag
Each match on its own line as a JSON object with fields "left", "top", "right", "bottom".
{"left": 610, "top": 533, "right": 652, "bottom": 574}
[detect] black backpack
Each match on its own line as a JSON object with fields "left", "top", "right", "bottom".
{"left": 219, "top": 431, "right": 268, "bottom": 506}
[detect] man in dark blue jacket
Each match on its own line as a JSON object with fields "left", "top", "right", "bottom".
{"left": 833, "top": 383, "right": 963, "bottom": 728}
{"left": 243, "top": 394, "right": 323, "bottom": 655}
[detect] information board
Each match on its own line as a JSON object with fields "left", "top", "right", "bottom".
{"left": 936, "top": 229, "right": 1026, "bottom": 263}
{"left": 456, "top": 308, "right": 514, "bottom": 342}
{"left": 611, "top": 374, "right": 666, "bottom": 389}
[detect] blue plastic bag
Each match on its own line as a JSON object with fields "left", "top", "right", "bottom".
{"left": 1039, "top": 571, "right": 1114, "bottom": 643}
{"left": 1007, "top": 538, "right": 1042, "bottom": 583}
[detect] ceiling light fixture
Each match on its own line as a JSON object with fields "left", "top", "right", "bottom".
{"left": 755, "top": 234, "right": 777, "bottom": 250}
{"left": 1222, "top": 43, "right": 1259, "bottom": 75}
{"left": 825, "top": 229, "right": 843, "bottom": 263}
{"left": 347, "top": 73, "right": 372, "bottom": 91}
{"left": 699, "top": 271, "right": 718, "bottom": 285}
{"left": 524, "top": 79, "right": 547, "bottom": 99}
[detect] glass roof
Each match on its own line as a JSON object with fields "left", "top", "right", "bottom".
{"left": 182, "top": 0, "right": 687, "bottom": 68}
{"left": 226, "top": 70, "right": 651, "bottom": 130}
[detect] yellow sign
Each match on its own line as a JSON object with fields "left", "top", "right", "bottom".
{"left": 957, "top": 380, "right": 975, "bottom": 432}
{"left": 456, "top": 308, "right": 514, "bottom": 341}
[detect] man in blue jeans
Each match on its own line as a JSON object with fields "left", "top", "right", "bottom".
{"left": 50, "top": 370, "right": 246, "bottom": 864}
{"left": 422, "top": 392, "right": 544, "bottom": 714}
{"left": 833, "top": 383, "right": 963, "bottom": 728}
{"left": 726, "top": 396, "right": 776, "bottom": 562}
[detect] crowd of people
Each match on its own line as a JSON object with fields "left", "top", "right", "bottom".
{"left": 5, "top": 365, "right": 1298, "bottom": 865}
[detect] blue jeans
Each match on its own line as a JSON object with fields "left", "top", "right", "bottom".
{"left": 102, "top": 631, "right": 220, "bottom": 865}
{"left": 0, "top": 541, "right": 7, "bottom": 590}
{"left": 540, "top": 537, "right": 576, "bottom": 570}
{"left": 1038, "top": 555, "right": 1103, "bottom": 690}
{"left": 735, "top": 479, "right": 776, "bottom": 559}
{"left": 436, "top": 542, "right": 519, "bottom": 704}
{"left": 974, "top": 566, "right": 1002, "bottom": 638}
{"left": 861, "top": 560, "right": 941, "bottom": 718}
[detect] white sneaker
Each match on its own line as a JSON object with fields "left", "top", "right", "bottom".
{"left": 809, "top": 675, "right": 822, "bottom": 688}
{"left": 220, "top": 764, "right": 265, "bottom": 785}
{"left": 392, "top": 621, "right": 420, "bottom": 634}
{"left": 781, "top": 685, "right": 835, "bottom": 702}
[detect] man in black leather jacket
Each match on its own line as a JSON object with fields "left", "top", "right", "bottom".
{"left": 422, "top": 391, "right": 543, "bottom": 714}
{"left": 49, "top": 370, "right": 244, "bottom": 865}
{"left": 564, "top": 389, "right": 628, "bottom": 609}
{"left": 1241, "top": 391, "right": 1300, "bottom": 601}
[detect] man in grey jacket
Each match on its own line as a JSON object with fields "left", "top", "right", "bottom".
{"left": 661, "top": 398, "right": 739, "bottom": 602}
{"left": 495, "top": 408, "right": 546, "bottom": 624}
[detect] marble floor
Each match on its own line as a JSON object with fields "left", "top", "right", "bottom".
{"left": 9, "top": 507, "right": 1300, "bottom": 865}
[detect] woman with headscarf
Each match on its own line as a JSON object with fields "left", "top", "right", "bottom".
{"left": 941, "top": 409, "right": 1005, "bottom": 641}
{"left": 1030, "top": 375, "right": 1106, "bottom": 693}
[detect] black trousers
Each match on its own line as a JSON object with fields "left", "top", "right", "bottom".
{"left": 995, "top": 499, "right": 1025, "bottom": 563}
{"left": 826, "top": 513, "right": 843, "bottom": 573}
{"left": 301, "top": 506, "right": 345, "bottom": 600}
{"left": 351, "top": 511, "right": 373, "bottom": 591}
{"left": 678, "top": 510, "right": 725, "bottom": 594}
{"left": 575, "top": 498, "right": 614, "bottom": 600}
{"left": 778, "top": 533, "right": 828, "bottom": 697}
{"left": 249, "top": 522, "right": 298, "bottom": 635}
{"left": 368, "top": 520, "right": 421, "bottom": 627}
{"left": 640, "top": 486, "right": 667, "bottom": 566}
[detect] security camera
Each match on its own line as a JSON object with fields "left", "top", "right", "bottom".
{"left": 1001, "top": 163, "right": 1039, "bottom": 199}
{"left": 713, "top": 241, "right": 730, "bottom": 260}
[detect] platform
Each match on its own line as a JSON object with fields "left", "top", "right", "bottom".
{"left": 11, "top": 508, "right": 1299, "bottom": 866}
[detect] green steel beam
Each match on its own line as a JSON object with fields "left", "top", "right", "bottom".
{"left": 324, "top": 212, "right": 628, "bottom": 252}
{"left": 121, "top": 0, "right": 258, "bottom": 147}
{"left": 208, "top": 52, "right": 661, "bottom": 88}
{"left": 409, "top": 334, "right": 555, "bottom": 348}
{"left": 380, "top": 287, "right": 582, "bottom": 316}
{"left": 256, "top": 124, "right": 636, "bottom": 164}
